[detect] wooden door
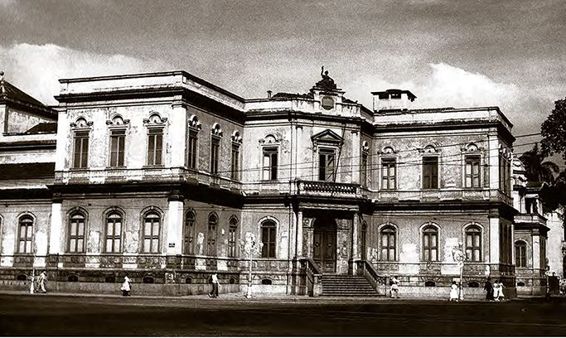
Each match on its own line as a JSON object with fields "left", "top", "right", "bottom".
{"left": 313, "top": 221, "right": 337, "bottom": 273}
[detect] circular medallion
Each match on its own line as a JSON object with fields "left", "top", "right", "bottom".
{"left": 321, "top": 96, "right": 334, "bottom": 110}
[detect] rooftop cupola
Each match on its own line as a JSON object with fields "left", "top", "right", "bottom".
{"left": 371, "top": 89, "right": 416, "bottom": 111}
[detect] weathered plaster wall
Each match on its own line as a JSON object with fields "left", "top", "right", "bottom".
{"left": 5, "top": 107, "right": 52, "bottom": 134}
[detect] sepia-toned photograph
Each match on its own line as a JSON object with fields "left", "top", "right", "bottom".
{"left": 0, "top": 0, "right": 565, "bottom": 336}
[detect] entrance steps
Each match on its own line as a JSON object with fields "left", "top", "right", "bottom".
{"left": 321, "top": 274, "right": 380, "bottom": 297}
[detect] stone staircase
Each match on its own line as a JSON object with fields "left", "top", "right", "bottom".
{"left": 321, "top": 274, "right": 380, "bottom": 297}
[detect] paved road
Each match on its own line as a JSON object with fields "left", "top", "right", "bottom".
{"left": 1, "top": 294, "right": 565, "bottom": 336}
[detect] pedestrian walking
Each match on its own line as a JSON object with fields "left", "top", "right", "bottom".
{"left": 29, "top": 271, "right": 35, "bottom": 294}
{"left": 390, "top": 276, "right": 400, "bottom": 299}
{"left": 120, "top": 275, "right": 131, "bottom": 296}
{"left": 484, "top": 278, "right": 494, "bottom": 301}
{"left": 209, "top": 273, "right": 219, "bottom": 298}
{"left": 493, "top": 280, "right": 505, "bottom": 301}
{"left": 38, "top": 271, "right": 47, "bottom": 293}
{"left": 449, "top": 281, "right": 459, "bottom": 302}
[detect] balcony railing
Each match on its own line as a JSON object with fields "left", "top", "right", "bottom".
{"left": 296, "top": 180, "right": 361, "bottom": 197}
{"left": 514, "top": 214, "right": 547, "bottom": 226}
{"left": 54, "top": 167, "right": 242, "bottom": 191}
{"left": 372, "top": 189, "right": 512, "bottom": 205}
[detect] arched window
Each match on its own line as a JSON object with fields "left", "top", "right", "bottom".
{"left": 465, "top": 225, "right": 482, "bottom": 261}
{"left": 207, "top": 213, "right": 218, "bottom": 256}
{"left": 515, "top": 241, "right": 527, "bottom": 267}
{"left": 183, "top": 210, "right": 196, "bottom": 254}
{"left": 142, "top": 211, "right": 161, "bottom": 253}
{"left": 68, "top": 212, "right": 86, "bottom": 253}
{"left": 228, "top": 216, "right": 238, "bottom": 257}
{"left": 422, "top": 224, "right": 438, "bottom": 261}
{"left": 261, "top": 220, "right": 276, "bottom": 258}
{"left": 17, "top": 215, "right": 34, "bottom": 254}
{"left": 380, "top": 225, "right": 396, "bottom": 261}
{"left": 105, "top": 212, "right": 123, "bottom": 253}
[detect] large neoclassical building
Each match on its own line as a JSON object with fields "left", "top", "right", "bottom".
{"left": 0, "top": 68, "right": 525, "bottom": 297}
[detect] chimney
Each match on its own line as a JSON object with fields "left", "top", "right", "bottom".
{"left": 371, "top": 89, "right": 416, "bottom": 111}
{"left": 267, "top": 90, "right": 272, "bottom": 99}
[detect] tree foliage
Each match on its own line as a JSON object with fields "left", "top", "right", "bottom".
{"left": 519, "top": 143, "right": 560, "bottom": 184}
{"left": 541, "top": 97, "right": 566, "bottom": 161}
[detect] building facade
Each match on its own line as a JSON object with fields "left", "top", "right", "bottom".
{"left": 0, "top": 70, "right": 521, "bottom": 297}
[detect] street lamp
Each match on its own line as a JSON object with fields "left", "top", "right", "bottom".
{"left": 240, "top": 232, "right": 263, "bottom": 299}
{"left": 452, "top": 242, "right": 465, "bottom": 300}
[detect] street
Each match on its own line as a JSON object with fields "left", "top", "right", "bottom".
{"left": 1, "top": 294, "right": 566, "bottom": 336}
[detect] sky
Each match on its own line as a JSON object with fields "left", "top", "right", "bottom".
{"left": 1, "top": 0, "right": 565, "bottom": 159}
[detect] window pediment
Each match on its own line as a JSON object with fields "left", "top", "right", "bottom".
{"left": 311, "top": 129, "right": 343, "bottom": 147}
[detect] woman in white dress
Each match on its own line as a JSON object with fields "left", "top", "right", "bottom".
{"left": 493, "top": 280, "right": 501, "bottom": 301}
{"left": 121, "top": 275, "right": 131, "bottom": 296}
{"left": 449, "top": 281, "right": 459, "bottom": 302}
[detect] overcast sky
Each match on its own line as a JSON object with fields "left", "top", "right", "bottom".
{"left": 1, "top": 0, "right": 564, "bottom": 157}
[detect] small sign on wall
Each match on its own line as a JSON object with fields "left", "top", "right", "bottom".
{"left": 168, "top": 243, "right": 175, "bottom": 248}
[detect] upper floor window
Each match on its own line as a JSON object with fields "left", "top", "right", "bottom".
{"left": 142, "top": 211, "right": 161, "bottom": 253}
{"left": 210, "top": 137, "right": 220, "bottom": 175}
{"left": 187, "top": 130, "right": 198, "bottom": 169}
{"left": 465, "top": 156, "right": 481, "bottom": 188}
{"left": 187, "top": 115, "right": 201, "bottom": 170}
{"left": 68, "top": 211, "right": 86, "bottom": 253}
{"left": 262, "top": 147, "right": 278, "bottom": 180}
{"left": 184, "top": 210, "right": 196, "bottom": 254}
{"left": 228, "top": 216, "right": 238, "bottom": 258}
{"left": 319, "top": 148, "right": 336, "bottom": 181}
{"left": 207, "top": 213, "right": 218, "bottom": 256}
{"left": 422, "top": 224, "right": 439, "bottom": 261}
{"left": 143, "top": 113, "right": 167, "bottom": 167}
{"left": 110, "top": 129, "right": 126, "bottom": 167}
{"left": 381, "top": 158, "right": 396, "bottom": 190}
{"left": 422, "top": 157, "right": 439, "bottom": 189}
{"left": 105, "top": 211, "right": 123, "bottom": 253}
{"left": 231, "top": 144, "right": 240, "bottom": 181}
{"left": 499, "top": 149, "right": 511, "bottom": 194}
{"left": 73, "top": 131, "right": 89, "bottom": 169}
{"left": 17, "top": 215, "right": 33, "bottom": 254}
{"left": 515, "top": 240, "right": 527, "bottom": 267}
{"left": 147, "top": 128, "right": 163, "bottom": 166}
{"left": 465, "top": 225, "right": 482, "bottom": 261}
{"left": 261, "top": 220, "right": 277, "bottom": 258}
{"left": 361, "top": 141, "right": 369, "bottom": 187}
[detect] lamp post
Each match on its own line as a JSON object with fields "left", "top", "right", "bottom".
{"left": 452, "top": 242, "right": 465, "bottom": 300}
{"left": 240, "top": 232, "right": 263, "bottom": 299}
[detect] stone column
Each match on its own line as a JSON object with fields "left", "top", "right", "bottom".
{"left": 296, "top": 211, "right": 303, "bottom": 257}
{"left": 48, "top": 199, "right": 63, "bottom": 268}
{"left": 350, "top": 213, "right": 360, "bottom": 274}
{"left": 166, "top": 192, "right": 184, "bottom": 256}
{"left": 489, "top": 215, "right": 500, "bottom": 266}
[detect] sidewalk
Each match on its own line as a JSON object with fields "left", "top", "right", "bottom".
{"left": 0, "top": 289, "right": 530, "bottom": 303}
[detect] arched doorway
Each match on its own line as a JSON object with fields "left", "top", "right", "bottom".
{"left": 313, "top": 217, "right": 337, "bottom": 273}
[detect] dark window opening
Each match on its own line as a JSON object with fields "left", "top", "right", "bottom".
{"left": 185, "top": 277, "right": 192, "bottom": 284}
{"left": 16, "top": 274, "right": 27, "bottom": 281}
{"left": 424, "top": 281, "right": 436, "bottom": 287}
{"left": 68, "top": 275, "right": 79, "bottom": 282}
{"left": 229, "top": 278, "right": 236, "bottom": 284}
{"left": 261, "top": 279, "right": 272, "bottom": 285}
{"left": 105, "top": 276, "right": 116, "bottom": 283}
{"left": 468, "top": 281, "right": 480, "bottom": 288}
{"left": 143, "top": 276, "right": 155, "bottom": 284}
{"left": 517, "top": 281, "right": 526, "bottom": 287}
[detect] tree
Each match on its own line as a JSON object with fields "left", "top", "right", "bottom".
{"left": 541, "top": 97, "right": 566, "bottom": 162}
{"left": 519, "top": 143, "right": 560, "bottom": 184}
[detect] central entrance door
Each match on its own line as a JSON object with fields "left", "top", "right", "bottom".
{"left": 313, "top": 218, "right": 337, "bottom": 273}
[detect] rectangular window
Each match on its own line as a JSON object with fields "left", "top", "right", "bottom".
{"left": 210, "top": 137, "right": 220, "bottom": 175}
{"left": 318, "top": 149, "right": 336, "bottom": 181}
{"left": 361, "top": 153, "right": 368, "bottom": 187}
{"left": 422, "top": 157, "right": 439, "bottom": 189}
{"left": 381, "top": 159, "right": 396, "bottom": 190}
{"left": 231, "top": 144, "right": 240, "bottom": 181}
{"left": 110, "top": 129, "right": 126, "bottom": 167}
{"left": 262, "top": 147, "right": 278, "bottom": 180}
{"left": 73, "top": 131, "right": 89, "bottom": 169}
{"left": 499, "top": 154, "right": 511, "bottom": 194}
{"left": 422, "top": 231, "right": 438, "bottom": 261}
{"left": 147, "top": 128, "right": 163, "bottom": 166}
{"left": 515, "top": 242, "right": 527, "bottom": 267}
{"left": 68, "top": 215, "right": 85, "bottom": 253}
{"left": 465, "top": 156, "right": 481, "bottom": 188}
{"left": 187, "top": 130, "right": 198, "bottom": 169}
{"left": 261, "top": 225, "right": 276, "bottom": 258}
{"left": 228, "top": 226, "right": 237, "bottom": 257}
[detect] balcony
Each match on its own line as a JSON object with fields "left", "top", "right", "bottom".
{"left": 54, "top": 167, "right": 242, "bottom": 191}
{"left": 296, "top": 180, "right": 361, "bottom": 198}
